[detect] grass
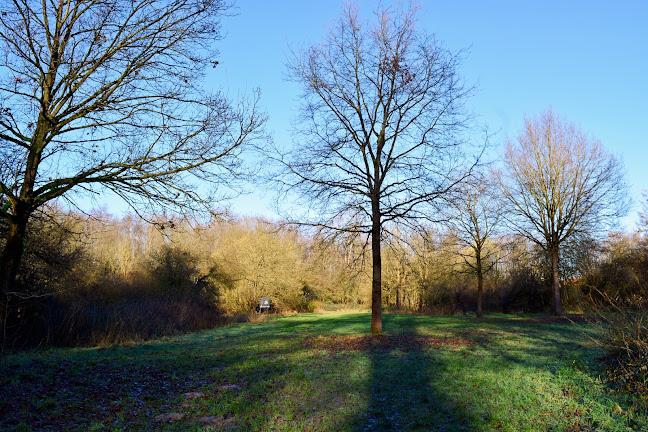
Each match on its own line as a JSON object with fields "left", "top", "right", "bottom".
{"left": 1, "top": 311, "right": 646, "bottom": 431}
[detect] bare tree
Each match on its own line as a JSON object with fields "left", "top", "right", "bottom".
{"left": 0, "top": 0, "right": 266, "bottom": 340}
{"left": 499, "top": 108, "right": 629, "bottom": 315}
{"left": 280, "top": 2, "right": 476, "bottom": 333}
{"left": 445, "top": 173, "right": 501, "bottom": 317}
{"left": 639, "top": 190, "right": 648, "bottom": 233}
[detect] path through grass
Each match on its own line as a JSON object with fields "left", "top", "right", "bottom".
{"left": 1, "top": 312, "right": 646, "bottom": 431}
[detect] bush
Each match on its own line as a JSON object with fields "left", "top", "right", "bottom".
{"left": 597, "top": 309, "right": 648, "bottom": 398}
{"left": 498, "top": 268, "right": 550, "bottom": 313}
{"left": 5, "top": 297, "right": 227, "bottom": 347}
{"left": 148, "top": 245, "right": 216, "bottom": 303}
{"left": 306, "top": 299, "right": 324, "bottom": 313}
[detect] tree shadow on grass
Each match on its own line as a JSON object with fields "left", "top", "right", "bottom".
{"left": 343, "top": 315, "right": 477, "bottom": 432}
{"left": 215, "top": 313, "right": 480, "bottom": 431}
{"left": 5, "top": 313, "right": 643, "bottom": 431}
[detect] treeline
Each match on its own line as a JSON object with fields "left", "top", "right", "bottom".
{"left": 4, "top": 206, "right": 647, "bottom": 347}
{"left": 2, "top": 209, "right": 369, "bottom": 347}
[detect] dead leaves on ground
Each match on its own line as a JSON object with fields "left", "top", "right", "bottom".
{"left": 153, "top": 412, "right": 185, "bottom": 422}
{"left": 181, "top": 391, "right": 205, "bottom": 400}
{"left": 301, "top": 332, "right": 486, "bottom": 353}
{"left": 196, "top": 415, "right": 237, "bottom": 427}
{"left": 154, "top": 412, "right": 237, "bottom": 427}
{"left": 154, "top": 388, "right": 239, "bottom": 427}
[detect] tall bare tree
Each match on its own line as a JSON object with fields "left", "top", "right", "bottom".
{"left": 499, "top": 108, "right": 629, "bottom": 315}
{"left": 280, "top": 2, "right": 476, "bottom": 333}
{"left": 445, "top": 173, "right": 501, "bottom": 317}
{"left": 0, "top": 0, "right": 266, "bottom": 340}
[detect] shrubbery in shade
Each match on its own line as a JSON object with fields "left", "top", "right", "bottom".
{"left": 597, "top": 309, "right": 648, "bottom": 400}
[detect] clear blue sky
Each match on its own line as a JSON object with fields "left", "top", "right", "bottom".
{"left": 88, "top": 1, "right": 644, "bottom": 228}
{"left": 204, "top": 0, "right": 647, "bottom": 229}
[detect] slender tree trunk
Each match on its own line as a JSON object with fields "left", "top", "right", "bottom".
{"left": 0, "top": 217, "right": 29, "bottom": 347}
{"left": 476, "top": 254, "right": 483, "bottom": 318}
{"left": 395, "top": 267, "right": 403, "bottom": 311}
{"left": 370, "top": 196, "right": 382, "bottom": 334}
{"left": 396, "top": 288, "right": 402, "bottom": 311}
{"left": 551, "top": 245, "right": 562, "bottom": 316}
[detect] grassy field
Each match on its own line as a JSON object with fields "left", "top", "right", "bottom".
{"left": 1, "top": 312, "right": 646, "bottom": 431}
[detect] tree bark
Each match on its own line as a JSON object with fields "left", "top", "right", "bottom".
{"left": 1, "top": 113, "right": 47, "bottom": 345}
{"left": 476, "top": 253, "right": 483, "bottom": 318}
{"left": 0, "top": 216, "right": 29, "bottom": 347}
{"left": 551, "top": 246, "right": 562, "bottom": 316}
{"left": 396, "top": 287, "right": 402, "bottom": 311}
{"left": 370, "top": 196, "right": 382, "bottom": 334}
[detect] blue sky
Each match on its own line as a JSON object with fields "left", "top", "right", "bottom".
{"left": 206, "top": 0, "right": 647, "bottom": 229}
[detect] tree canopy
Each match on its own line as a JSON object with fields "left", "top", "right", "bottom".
{"left": 499, "top": 108, "right": 629, "bottom": 315}
{"left": 280, "top": 2, "right": 477, "bottom": 332}
{"left": 0, "top": 0, "right": 266, "bottom": 341}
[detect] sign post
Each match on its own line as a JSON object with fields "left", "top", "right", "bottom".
{"left": 259, "top": 297, "right": 270, "bottom": 313}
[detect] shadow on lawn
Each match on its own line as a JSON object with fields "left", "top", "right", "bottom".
{"left": 345, "top": 315, "right": 476, "bottom": 432}
{"left": 222, "top": 313, "right": 479, "bottom": 431}
{"left": 4, "top": 313, "right": 638, "bottom": 431}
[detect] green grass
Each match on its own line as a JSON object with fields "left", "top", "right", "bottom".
{"left": 1, "top": 312, "right": 646, "bottom": 431}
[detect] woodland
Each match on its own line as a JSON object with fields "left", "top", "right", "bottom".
{"left": 1, "top": 1, "right": 648, "bottom": 429}
{"left": 0, "top": 0, "right": 644, "bottom": 346}
{"left": 2, "top": 201, "right": 647, "bottom": 348}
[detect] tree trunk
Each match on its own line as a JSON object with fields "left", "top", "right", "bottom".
{"left": 551, "top": 245, "right": 562, "bottom": 316}
{"left": 396, "top": 288, "right": 402, "bottom": 311}
{"left": 474, "top": 249, "right": 484, "bottom": 318}
{"left": 1, "top": 113, "right": 45, "bottom": 345}
{"left": 0, "top": 217, "right": 29, "bottom": 347}
{"left": 370, "top": 197, "right": 382, "bottom": 334}
{"left": 476, "top": 265, "right": 483, "bottom": 318}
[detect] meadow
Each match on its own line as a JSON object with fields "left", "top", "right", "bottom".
{"left": 1, "top": 312, "right": 646, "bottom": 431}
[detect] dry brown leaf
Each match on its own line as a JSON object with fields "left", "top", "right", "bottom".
{"left": 182, "top": 391, "right": 205, "bottom": 399}
{"left": 195, "top": 415, "right": 236, "bottom": 426}
{"left": 154, "top": 412, "right": 185, "bottom": 422}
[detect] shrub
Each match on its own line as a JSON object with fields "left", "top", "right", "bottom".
{"left": 306, "top": 299, "right": 324, "bottom": 313}
{"left": 148, "top": 245, "right": 215, "bottom": 302}
{"left": 498, "top": 268, "right": 550, "bottom": 313}
{"left": 22, "top": 297, "right": 227, "bottom": 347}
{"left": 597, "top": 309, "right": 648, "bottom": 398}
